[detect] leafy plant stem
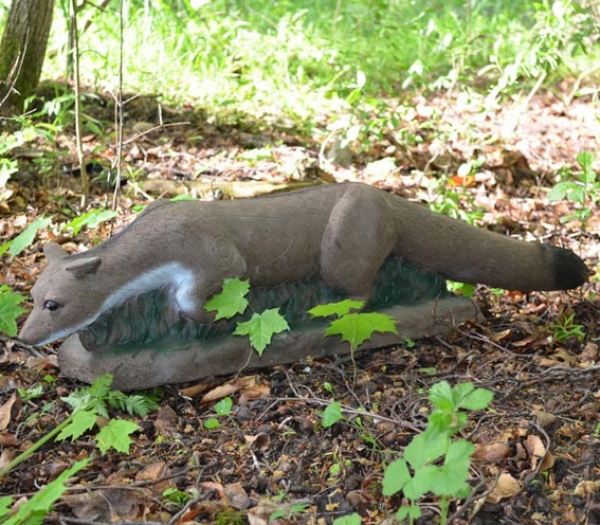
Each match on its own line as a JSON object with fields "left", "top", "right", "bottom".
{"left": 440, "top": 497, "right": 449, "bottom": 524}
{"left": 0, "top": 416, "right": 73, "bottom": 478}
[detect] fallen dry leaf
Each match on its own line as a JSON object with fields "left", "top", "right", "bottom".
{"left": 534, "top": 410, "right": 558, "bottom": 429}
{"left": 538, "top": 450, "right": 555, "bottom": 473}
{"left": 154, "top": 404, "right": 179, "bottom": 434}
{"left": 580, "top": 342, "right": 599, "bottom": 363}
{"left": 0, "top": 393, "right": 17, "bottom": 431}
{"left": 201, "top": 375, "right": 260, "bottom": 404}
{"left": 472, "top": 442, "right": 511, "bottom": 466}
{"left": 200, "top": 481, "right": 225, "bottom": 500}
{"left": 239, "top": 382, "right": 270, "bottom": 404}
{"left": 134, "top": 460, "right": 173, "bottom": 492}
{"left": 63, "top": 489, "right": 144, "bottom": 522}
{"left": 534, "top": 348, "right": 578, "bottom": 368}
{"left": 245, "top": 432, "right": 271, "bottom": 450}
{"left": 201, "top": 383, "right": 240, "bottom": 404}
{"left": 0, "top": 448, "right": 14, "bottom": 469}
{"left": 524, "top": 434, "right": 547, "bottom": 470}
{"left": 224, "top": 483, "right": 251, "bottom": 510}
{"left": 486, "top": 473, "right": 523, "bottom": 504}
{"left": 0, "top": 432, "right": 18, "bottom": 447}
{"left": 574, "top": 480, "right": 600, "bottom": 496}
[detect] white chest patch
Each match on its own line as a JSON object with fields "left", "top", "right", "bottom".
{"left": 34, "top": 263, "right": 197, "bottom": 346}
{"left": 101, "top": 262, "right": 197, "bottom": 313}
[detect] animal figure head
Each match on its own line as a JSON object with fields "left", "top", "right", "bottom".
{"left": 19, "top": 243, "right": 105, "bottom": 345}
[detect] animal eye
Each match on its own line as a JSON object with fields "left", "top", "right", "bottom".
{"left": 44, "top": 300, "right": 60, "bottom": 311}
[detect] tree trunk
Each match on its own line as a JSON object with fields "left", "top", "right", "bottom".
{"left": 0, "top": 0, "right": 55, "bottom": 110}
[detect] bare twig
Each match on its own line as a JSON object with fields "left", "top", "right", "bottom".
{"left": 111, "top": 0, "right": 125, "bottom": 210}
{"left": 69, "top": 0, "right": 89, "bottom": 207}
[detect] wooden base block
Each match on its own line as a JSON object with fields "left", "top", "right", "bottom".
{"left": 58, "top": 297, "right": 478, "bottom": 390}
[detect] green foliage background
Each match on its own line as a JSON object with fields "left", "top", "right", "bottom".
{"left": 0, "top": 0, "right": 591, "bottom": 118}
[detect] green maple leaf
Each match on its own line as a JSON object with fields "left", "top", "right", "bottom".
{"left": 308, "top": 299, "right": 364, "bottom": 319}
{"left": 204, "top": 278, "right": 250, "bottom": 320}
{"left": 57, "top": 409, "right": 97, "bottom": 442}
{"left": 233, "top": 308, "right": 289, "bottom": 355}
{"left": 324, "top": 312, "right": 398, "bottom": 350}
{"left": 96, "top": 419, "right": 139, "bottom": 454}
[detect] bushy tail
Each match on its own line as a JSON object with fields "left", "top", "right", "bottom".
{"left": 391, "top": 199, "right": 589, "bottom": 291}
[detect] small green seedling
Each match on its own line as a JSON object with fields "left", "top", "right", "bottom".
{"left": 446, "top": 280, "right": 476, "bottom": 298}
{"left": 17, "top": 385, "right": 44, "bottom": 401}
{"left": 0, "top": 374, "right": 158, "bottom": 478}
{"left": 323, "top": 381, "right": 334, "bottom": 394}
{"left": 308, "top": 299, "right": 398, "bottom": 381}
{"left": 549, "top": 151, "right": 599, "bottom": 227}
{"left": 321, "top": 401, "right": 344, "bottom": 428}
{"left": 233, "top": 309, "right": 290, "bottom": 356}
{"left": 320, "top": 402, "right": 379, "bottom": 450}
{"left": 419, "top": 175, "right": 484, "bottom": 227}
{"left": 382, "top": 381, "right": 493, "bottom": 525}
{"left": 162, "top": 487, "right": 192, "bottom": 507}
{"left": 547, "top": 312, "right": 585, "bottom": 343}
{"left": 204, "top": 397, "right": 234, "bottom": 429}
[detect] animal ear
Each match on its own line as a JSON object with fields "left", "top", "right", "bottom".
{"left": 44, "top": 242, "right": 70, "bottom": 261}
{"left": 65, "top": 257, "right": 102, "bottom": 277}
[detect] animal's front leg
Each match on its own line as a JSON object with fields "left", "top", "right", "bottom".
{"left": 179, "top": 233, "right": 248, "bottom": 324}
{"left": 173, "top": 279, "right": 220, "bottom": 325}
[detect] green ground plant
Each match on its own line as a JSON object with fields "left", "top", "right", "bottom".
{"left": 0, "top": 374, "right": 158, "bottom": 479}
{"left": 547, "top": 311, "right": 586, "bottom": 343}
{"left": 30, "top": 0, "right": 599, "bottom": 125}
{"left": 0, "top": 115, "right": 62, "bottom": 201}
{"left": 0, "top": 217, "right": 54, "bottom": 259}
{"left": 0, "top": 205, "right": 117, "bottom": 262}
{"left": 381, "top": 381, "right": 493, "bottom": 524}
{"left": 330, "top": 381, "right": 493, "bottom": 525}
{"left": 548, "top": 151, "right": 599, "bottom": 228}
{"left": 308, "top": 299, "right": 398, "bottom": 353}
{"left": 320, "top": 400, "right": 380, "bottom": 452}
{"left": 204, "top": 278, "right": 290, "bottom": 355}
{"left": 203, "top": 396, "right": 234, "bottom": 430}
{"left": 161, "top": 487, "right": 193, "bottom": 508}
{"left": 0, "top": 125, "right": 38, "bottom": 202}
{"left": 0, "top": 459, "right": 90, "bottom": 525}
{"left": 333, "top": 514, "right": 362, "bottom": 525}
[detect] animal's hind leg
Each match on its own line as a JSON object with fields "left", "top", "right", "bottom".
{"left": 320, "top": 186, "right": 398, "bottom": 304}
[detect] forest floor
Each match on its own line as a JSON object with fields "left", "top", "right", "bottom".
{"left": 1, "top": 85, "right": 600, "bottom": 525}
